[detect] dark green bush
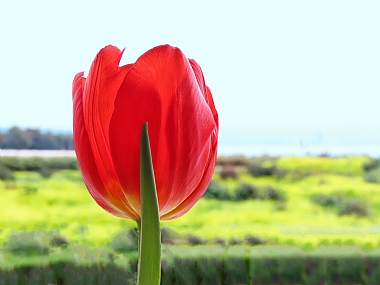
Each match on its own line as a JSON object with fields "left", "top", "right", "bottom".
{"left": 311, "top": 193, "right": 370, "bottom": 217}
{"left": 0, "top": 157, "right": 79, "bottom": 172}
{"left": 244, "top": 234, "right": 265, "bottom": 246}
{"left": 224, "top": 252, "right": 249, "bottom": 284}
{"left": 234, "top": 182, "right": 260, "bottom": 201}
{"left": 310, "top": 192, "right": 344, "bottom": 208}
{"left": 110, "top": 229, "right": 138, "bottom": 252}
{"left": 204, "top": 181, "right": 288, "bottom": 204}
{"left": 363, "top": 159, "right": 380, "bottom": 184}
{"left": 203, "top": 180, "right": 230, "bottom": 200}
{"left": 220, "top": 165, "right": 238, "bottom": 179}
{"left": 161, "top": 226, "right": 181, "bottom": 244}
{"left": 38, "top": 167, "right": 55, "bottom": 178}
{"left": 4, "top": 231, "right": 69, "bottom": 256}
{"left": 196, "top": 255, "right": 224, "bottom": 285}
{"left": 45, "top": 157, "right": 79, "bottom": 170}
{"left": 0, "top": 164, "right": 14, "bottom": 180}
{"left": 213, "top": 237, "right": 227, "bottom": 246}
{"left": 364, "top": 167, "right": 380, "bottom": 184}
{"left": 5, "top": 231, "right": 50, "bottom": 255}
{"left": 242, "top": 156, "right": 278, "bottom": 177}
{"left": 248, "top": 163, "right": 276, "bottom": 177}
{"left": 0, "top": 261, "right": 136, "bottom": 285}
{"left": 2, "top": 246, "right": 380, "bottom": 284}
{"left": 364, "top": 159, "right": 380, "bottom": 172}
{"left": 0, "top": 157, "right": 22, "bottom": 170}
{"left": 50, "top": 235, "right": 69, "bottom": 248}
{"left": 261, "top": 185, "right": 286, "bottom": 201}
{"left": 338, "top": 198, "right": 370, "bottom": 217}
{"left": 228, "top": 237, "right": 242, "bottom": 246}
{"left": 186, "top": 234, "right": 205, "bottom": 246}
{"left": 171, "top": 256, "right": 199, "bottom": 285}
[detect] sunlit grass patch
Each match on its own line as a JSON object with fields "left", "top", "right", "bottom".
{"left": 1, "top": 156, "right": 380, "bottom": 250}
{"left": 276, "top": 156, "right": 370, "bottom": 176}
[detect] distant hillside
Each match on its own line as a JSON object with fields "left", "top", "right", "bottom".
{"left": 0, "top": 126, "right": 73, "bottom": 150}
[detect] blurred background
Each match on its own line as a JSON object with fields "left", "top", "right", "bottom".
{"left": 1, "top": 1, "right": 380, "bottom": 284}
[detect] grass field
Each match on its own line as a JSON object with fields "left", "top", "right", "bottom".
{"left": 1, "top": 155, "right": 380, "bottom": 254}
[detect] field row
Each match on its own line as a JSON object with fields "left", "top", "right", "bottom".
{"left": 1, "top": 156, "right": 380, "bottom": 251}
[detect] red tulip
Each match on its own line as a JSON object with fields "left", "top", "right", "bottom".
{"left": 72, "top": 45, "right": 218, "bottom": 221}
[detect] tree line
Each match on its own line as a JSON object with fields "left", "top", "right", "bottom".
{"left": 0, "top": 126, "right": 74, "bottom": 150}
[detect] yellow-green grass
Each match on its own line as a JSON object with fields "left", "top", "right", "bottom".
{"left": 0, "top": 171, "right": 135, "bottom": 247}
{"left": 1, "top": 156, "right": 379, "bottom": 250}
{"left": 275, "top": 155, "right": 370, "bottom": 176}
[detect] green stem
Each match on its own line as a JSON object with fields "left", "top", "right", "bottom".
{"left": 137, "top": 122, "right": 161, "bottom": 285}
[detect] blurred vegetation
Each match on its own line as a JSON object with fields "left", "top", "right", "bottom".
{"left": 0, "top": 156, "right": 78, "bottom": 179}
{"left": 2, "top": 245, "right": 379, "bottom": 285}
{"left": 363, "top": 158, "right": 380, "bottom": 184}
{"left": 1, "top": 155, "right": 380, "bottom": 282}
{"left": 0, "top": 155, "right": 379, "bottom": 251}
{"left": 0, "top": 126, "right": 73, "bottom": 149}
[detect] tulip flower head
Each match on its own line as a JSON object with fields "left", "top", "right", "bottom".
{"left": 72, "top": 45, "right": 218, "bottom": 222}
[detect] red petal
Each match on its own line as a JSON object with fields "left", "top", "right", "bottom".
{"left": 74, "top": 46, "right": 139, "bottom": 219}
{"left": 109, "top": 45, "right": 218, "bottom": 218}
{"left": 73, "top": 72, "right": 127, "bottom": 217}
{"left": 189, "top": 59, "right": 219, "bottom": 129}
{"left": 160, "top": 130, "right": 218, "bottom": 220}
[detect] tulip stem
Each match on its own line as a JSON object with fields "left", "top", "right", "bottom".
{"left": 137, "top": 122, "right": 161, "bottom": 285}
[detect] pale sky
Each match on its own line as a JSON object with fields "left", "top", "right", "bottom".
{"left": 1, "top": 1, "right": 379, "bottom": 144}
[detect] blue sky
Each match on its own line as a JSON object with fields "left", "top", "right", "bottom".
{"left": 1, "top": 1, "right": 379, "bottom": 144}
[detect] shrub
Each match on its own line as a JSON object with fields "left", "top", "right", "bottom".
{"left": 220, "top": 165, "right": 238, "bottom": 179}
{"left": 310, "top": 193, "right": 344, "bottom": 208}
{"left": 0, "top": 157, "right": 79, "bottom": 172}
{"left": 4, "top": 248, "right": 380, "bottom": 284}
{"left": 234, "top": 182, "right": 260, "bottom": 201}
{"left": 161, "top": 226, "right": 181, "bottom": 244}
{"left": 363, "top": 159, "right": 380, "bottom": 172}
{"left": 45, "top": 157, "right": 79, "bottom": 170}
{"left": 4, "top": 230, "right": 69, "bottom": 255}
{"left": 203, "top": 180, "right": 230, "bottom": 200}
{"left": 0, "top": 157, "right": 21, "bottom": 169}
{"left": 248, "top": 162, "right": 276, "bottom": 177}
{"left": 213, "top": 237, "right": 227, "bottom": 246}
{"left": 186, "top": 234, "right": 204, "bottom": 246}
{"left": 228, "top": 237, "right": 242, "bottom": 246}
{"left": 0, "top": 164, "right": 14, "bottom": 180}
{"left": 110, "top": 229, "right": 138, "bottom": 252}
{"left": 245, "top": 234, "right": 265, "bottom": 246}
{"left": 311, "top": 193, "right": 370, "bottom": 217}
{"left": 5, "top": 231, "right": 50, "bottom": 255}
{"left": 364, "top": 167, "right": 380, "bottom": 184}
{"left": 50, "top": 234, "right": 69, "bottom": 248}
{"left": 338, "top": 198, "right": 370, "bottom": 217}
{"left": 38, "top": 167, "right": 55, "bottom": 178}
{"left": 261, "top": 185, "right": 286, "bottom": 201}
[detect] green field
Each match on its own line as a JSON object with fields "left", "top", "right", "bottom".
{"left": 1, "top": 155, "right": 380, "bottom": 254}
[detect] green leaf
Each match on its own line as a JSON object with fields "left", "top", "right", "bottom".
{"left": 137, "top": 122, "right": 161, "bottom": 285}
